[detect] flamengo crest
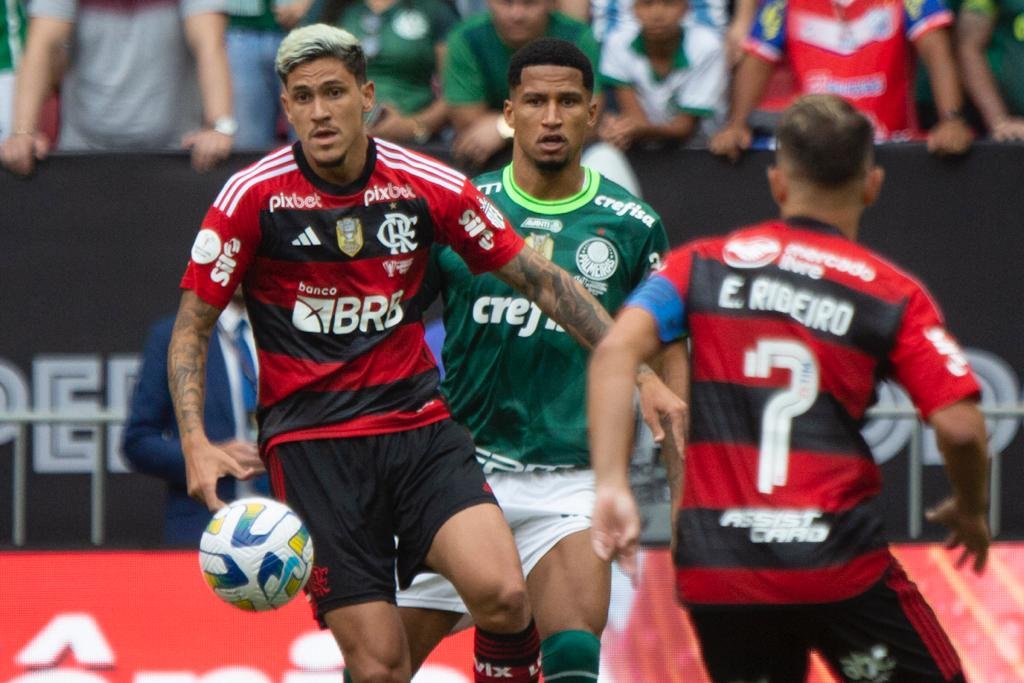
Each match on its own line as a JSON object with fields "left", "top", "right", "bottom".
{"left": 377, "top": 213, "right": 419, "bottom": 254}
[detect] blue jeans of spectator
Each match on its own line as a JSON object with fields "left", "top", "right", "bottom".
{"left": 227, "top": 27, "right": 285, "bottom": 151}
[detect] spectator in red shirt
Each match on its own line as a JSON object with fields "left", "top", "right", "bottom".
{"left": 710, "top": 0, "right": 974, "bottom": 159}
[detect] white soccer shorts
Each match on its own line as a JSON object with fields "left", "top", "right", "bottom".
{"left": 397, "top": 467, "right": 595, "bottom": 615}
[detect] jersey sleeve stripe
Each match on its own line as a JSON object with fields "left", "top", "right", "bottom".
{"left": 907, "top": 10, "right": 952, "bottom": 41}
{"left": 377, "top": 155, "right": 463, "bottom": 194}
{"left": 214, "top": 147, "right": 295, "bottom": 210}
{"left": 375, "top": 141, "right": 466, "bottom": 185}
{"left": 223, "top": 163, "right": 299, "bottom": 217}
{"left": 375, "top": 138, "right": 466, "bottom": 182}
{"left": 743, "top": 37, "right": 781, "bottom": 62}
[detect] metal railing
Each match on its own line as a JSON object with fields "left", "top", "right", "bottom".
{"left": 1, "top": 404, "right": 1021, "bottom": 546}
{"left": 0, "top": 410, "right": 124, "bottom": 546}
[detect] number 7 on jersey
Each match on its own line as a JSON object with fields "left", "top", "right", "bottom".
{"left": 744, "top": 339, "right": 820, "bottom": 494}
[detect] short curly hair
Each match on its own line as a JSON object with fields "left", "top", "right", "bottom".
{"left": 508, "top": 37, "right": 595, "bottom": 93}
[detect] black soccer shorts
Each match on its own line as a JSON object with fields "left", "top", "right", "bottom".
{"left": 265, "top": 419, "right": 498, "bottom": 622}
{"left": 688, "top": 561, "right": 966, "bottom": 682}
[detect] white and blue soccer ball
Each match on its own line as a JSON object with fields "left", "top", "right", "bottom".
{"left": 199, "top": 497, "right": 315, "bottom": 611}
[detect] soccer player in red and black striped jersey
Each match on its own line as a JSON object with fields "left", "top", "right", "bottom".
{"left": 588, "top": 94, "right": 991, "bottom": 682}
{"left": 169, "top": 23, "right": 684, "bottom": 683}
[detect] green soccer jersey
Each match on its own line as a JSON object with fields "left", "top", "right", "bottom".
{"left": 426, "top": 164, "right": 669, "bottom": 471}
{"left": 442, "top": 11, "right": 602, "bottom": 109}
{"left": 1, "top": 0, "right": 27, "bottom": 72}
{"left": 228, "top": 0, "right": 278, "bottom": 32}
{"left": 341, "top": 0, "right": 458, "bottom": 115}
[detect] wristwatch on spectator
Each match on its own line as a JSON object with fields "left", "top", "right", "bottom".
{"left": 212, "top": 116, "right": 238, "bottom": 137}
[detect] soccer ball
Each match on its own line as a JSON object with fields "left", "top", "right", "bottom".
{"left": 199, "top": 497, "right": 315, "bottom": 611}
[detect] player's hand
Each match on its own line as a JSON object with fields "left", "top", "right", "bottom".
{"left": 592, "top": 484, "right": 641, "bottom": 576}
{"left": 599, "top": 114, "right": 639, "bottom": 151}
{"left": 926, "top": 118, "right": 973, "bottom": 156}
{"left": 637, "top": 369, "right": 688, "bottom": 462}
{"left": 1, "top": 131, "right": 51, "bottom": 176}
{"left": 709, "top": 123, "right": 752, "bottom": 162}
{"left": 452, "top": 115, "right": 508, "bottom": 167}
{"left": 925, "top": 496, "right": 990, "bottom": 573}
{"left": 182, "top": 128, "right": 234, "bottom": 173}
{"left": 185, "top": 440, "right": 261, "bottom": 511}
{"left": 991, "top": 117, "right": 1024, "bottom": 142}
{"left": 368, "top": 105, "right": 415, "bottom": 143}
{"left": 215, "top": 439, "right": 266, "bottom": 476}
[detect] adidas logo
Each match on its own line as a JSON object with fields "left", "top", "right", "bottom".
{"left": 291, "top": 227, "right": 322, "bottom": 246}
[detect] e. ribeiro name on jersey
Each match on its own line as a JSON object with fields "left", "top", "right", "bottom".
{"left": 180, "top": 140, "right": 524, "bottom": 450}
{"left": 431, "top": 164, "right": 669, "bottom": 471}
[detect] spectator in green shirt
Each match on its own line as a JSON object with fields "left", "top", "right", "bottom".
{"left": 958, "top": 0, "right": 1024, "bottom": 139}
{"left": 0, "top": 0, "right": 27, "bottom": 141}
{"left": 340, "top": 0, "right": 457, "bottom": 144}
{"left": 442, "top": 0, "right": 601, "bottom": 166}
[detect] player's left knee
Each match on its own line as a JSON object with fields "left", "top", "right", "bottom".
{"left": 541, "top": 630, "right": 601, "bottom": 681}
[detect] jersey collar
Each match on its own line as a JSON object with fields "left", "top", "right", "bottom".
{"left": 292, "top": 137, "right": 377, "bottom": 197}
{"left": 784, "top": 215, "right": 844, "bottom": 237}
{"left": 501, "top": 163, "right": 600, "bottom": 215}
{"left": 629, "top": 31, "right": 689, "bottom": 77}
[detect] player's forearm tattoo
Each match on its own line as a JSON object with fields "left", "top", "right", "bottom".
{"left": 168, "top": 295, "right": 221, "bottom": 440}
{"left": 497, "top": 246, "right": 611, "bottom": 349}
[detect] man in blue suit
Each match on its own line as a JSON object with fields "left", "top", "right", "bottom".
{"left": 123, "top": 293, "right": 267, "bottom": 545}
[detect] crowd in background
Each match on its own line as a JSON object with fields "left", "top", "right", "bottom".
{"left": 2, "top": 0, "right": 1024, "bottom": 178}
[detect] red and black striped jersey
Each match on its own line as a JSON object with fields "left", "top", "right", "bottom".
{"left": 181, "top": 139, "right": 524, "bottom": 451}
{"left": 628, "top": 217, "right": 980, "bottom": 606}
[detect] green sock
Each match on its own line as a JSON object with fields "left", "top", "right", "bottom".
{"left": 541, "top": 629, "right": 601, "bottom": 682}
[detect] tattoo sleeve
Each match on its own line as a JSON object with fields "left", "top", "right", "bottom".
{"left": 168, "top": 291, "right": 222, "bottom": 444}
{"left": 493, "top": 245, "right": 612, "bottom": 350}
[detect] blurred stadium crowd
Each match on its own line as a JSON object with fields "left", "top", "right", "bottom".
{"left": 2, "top": 0, "right": 1024, "bottom": 177}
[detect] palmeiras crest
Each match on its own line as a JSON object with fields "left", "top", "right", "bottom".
{"left": 336, "top": 217, "right": 364, "bottom": 256}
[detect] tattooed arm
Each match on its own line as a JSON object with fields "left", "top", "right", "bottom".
{"left": 492, "top": 246, "right": 687, "bottom": 453}
{"left": 492, "top": 242, "right": 610, "bottom": 350}
{"left": 168, "top": 290, "right": 259, "bottom": 510}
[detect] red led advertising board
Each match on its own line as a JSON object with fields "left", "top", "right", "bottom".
{"left": 3, "top": 545, "right": 1021, "bottom": 682}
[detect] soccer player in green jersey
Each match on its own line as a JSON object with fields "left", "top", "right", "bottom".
{"left": 395, "top": 37, "right": 688, "bottom": 683}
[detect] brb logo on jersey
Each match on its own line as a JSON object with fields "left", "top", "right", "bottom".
{"left": 723, "top": 236, "right": 782, "bottom": 269}
{"left": 377, "top": 213, "right": 419, "bottom": 254}
{"left": 292, "top": 282, "right": 404, "bottom": 334}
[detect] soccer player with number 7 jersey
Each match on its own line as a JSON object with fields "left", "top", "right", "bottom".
{"left": 589, "top": 94, "right": 991, "bottom": 682}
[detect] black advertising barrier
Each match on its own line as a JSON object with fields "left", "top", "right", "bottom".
{"left": 0, "top": 143, "right": 1020, "bottom": 546}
